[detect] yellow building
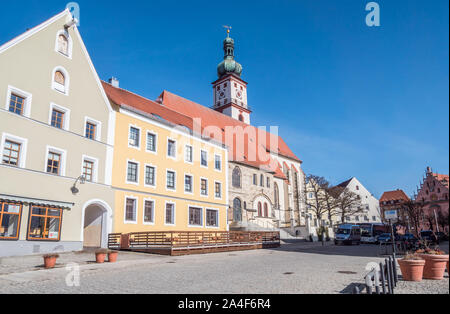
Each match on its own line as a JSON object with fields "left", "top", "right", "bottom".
{"left": 103, "top": 81, "right": 228, "bottom": 233}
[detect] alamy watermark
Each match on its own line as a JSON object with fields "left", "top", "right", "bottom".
{"left": 66, "top": 2, "right": 80, "bottom": 26}
{"left": 366, "top": 2, "right": 380, "bottom": 27}
{"left": 65, "top": 263, "right": 80, "bottom": 287}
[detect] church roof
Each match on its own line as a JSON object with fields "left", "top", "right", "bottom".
{"left": 432, "top": 173, "right": 449, "bottom": 188}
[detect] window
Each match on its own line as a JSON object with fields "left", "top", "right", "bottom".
{"left": 147, "top": 132, "right": 157, "bottom": 152}
{"left": 47, "top": 152, "right": 61, "bottom": 175}
{"left": 274, "top": 183, "right": 280, "bottom": 208}
{"left": 127, "top": 162, "right": 138, "bottom": 183}
{"left": 185, "top": 145, "right": 193, "bottom": 163}
{"left": 82, "top": 160, "right": 94, "bottom": 182}
{"left": 372, "top": 216, "right": 377, "bottom": 221}
{"left": 206, "top": 209, "right": 219, "bottom": 227}
{"left": 125, "top": 198, "right": 137, "bottom": 223}
{"left": 51, "top": 109, "right": 65, "bottom": 129}
{"left": 260, "top": 174, "right": 264, "bottom": 187}
{"left": 233, "top": 198, "right": 242, "bottom": 222}
{"left": 232, "top": 167, "right": 242, "bottom": 188}
{"left": 165, "top": 203, "right": 175, "bottom": 225}
{"left": 238, "top": 114, "right": 244, "bottom": 122}
{"left": 52, "top": 68, "right": 69, "bottom": 94}
{"left": 253, "top": 174, "right": 258, "bottom": 185}
{"left": 264, "top": 203, "right": 269, "bottom": 217}
{"left": 9, "top": 94, "right": 25, "bottom": 115}
{"left": 167, "top": 171, "right": 176, "bottom": 190}
{"left": 201, "top": 179, "right": 208, "bottom": 196}
{"left": 27, "top": 206, "right": 62, "bottom": 241}
{"left": 189, "top": 207, "right": 203, "bottom": 226}
{"left": 144, "top": 200, "right": 154, "bottom": 224}
{"left": 214, "top": 155, "right": 222, "bottom": 171}
{"left": 267, "top": 177, "right": 270, "bottom": 188}
{"left": 145, "top": 166, "right": 155, "bottom": 186}
{"left": 201, "top": 150, "right": 208, "bottom": 167}
{"left": 85, "top": 122, "right": 97, "bottom": 140}
{"left": 185, "top": 175, "right": 193, "bottom": 193}
{"left": 57, "top": 34, "right": 69, "bottom": 55}
{"left": 129, "top": 127, "right": 140, "bottom": 148}
{"left": 258, "top": 202, "right": 262, "bottom": 217}
{"left": 355, "top": 216, "right": 360, "bottom": 222}
{"left": 0, "top": 202, "right": 22, "bottom": 240}
{"left": 215, "top": 182, "right": 222, "bottom": 198}
{"left": 2, "top": 140, "right": 20, "bottom": 166}
{"left": 168, "top": 140, "right": 176, "bottom": 157}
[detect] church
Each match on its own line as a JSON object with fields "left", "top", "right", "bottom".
{"left": 153, "top": 29, "right": 308, "bottom": 238}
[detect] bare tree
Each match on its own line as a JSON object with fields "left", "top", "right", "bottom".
{"left": 306, "top": 175, "right": 330, "bottom": 245}
{"left": 323, "top": 186, "right": 340, "bottom": 228}
{"left": 332, "top": 186, "right": 363, "bottom": 223}
{"left": 401, "top": 200, "right": 424, "bottom": 239}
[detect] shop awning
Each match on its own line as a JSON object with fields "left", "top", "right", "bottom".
{"left": 0, "top": 194, "right": 74, "bottom": 210}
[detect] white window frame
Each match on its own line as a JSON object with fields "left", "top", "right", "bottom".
{"left": 44, "top": 145, "right": 67, "bottom": 177}
{"left": 185, "top": 144, "right": 193, "bottom": 164}
{"left": 81, "top": 155, "right": 99, "bottom": 183}
{"left": 205, "top": 208, "right": 220, "bottom": 229}
{"left": 143, "top": 198, "right": 156, "bottom": 225}
{"left": 124, "top": 196, "right": 138, "bottom": 225}
{"left": 188, "top": 205, "right": 204, "bottom": 228}
{"left": 214, "top": 154, "right": 222, "bottom": 172}
{"left": 184, "top": 173, "right": 194, "bottom": 195}
{"left": 145, "top": 131, "right": 158, "bottom": 154}
{"left": 1, "top": 133, "right": 28, "bottom": 168}
{"left": 164, "top": 201, "right": 176, "bottom": 226}
{"left": 167, "top": 138, "right": 177, "bottom": 160}
{"left": 166, "top": 169, "right": 177, "bottom": 192}
{"left": 200, "top": 150, "right": 208, "bottom": 168}
{"left": 48, "top": 103, "right": 71, "bottom": 131}
{"left": 54, "top": 30, "right": 73, "bottom": 59}
{"left": 84, "top": 116, "right": 102, "bottom": 141}
{"left": 126, "top": 159, "right": 140, "bottom": 185}
{"left": 144, "top": 163, "right": 157, "bottom": 189}
{"left": 5, "top": 85, "right": 32, "bottom": 118}
{"left": 128, "top": 124, "right": 141, "bottom": 150}
{"left": 200, "top": 177, "right": 209, "bottom": 198}
{"left": 51, "top": 66, "right": 70, "bottom": 95}
{"left": 214, "top": 181, "right": 223, "bottom": 200}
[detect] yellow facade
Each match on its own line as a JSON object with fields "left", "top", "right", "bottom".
{"left": 112, "top": 108, "right": 229, "bottom": 233}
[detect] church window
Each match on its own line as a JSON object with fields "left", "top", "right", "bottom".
{"left": 232, "top": 167, "right": 241, "bottom": 188}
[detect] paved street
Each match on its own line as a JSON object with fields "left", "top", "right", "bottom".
{"left": 0, "top": 242, "right": 448, "bottom": 294}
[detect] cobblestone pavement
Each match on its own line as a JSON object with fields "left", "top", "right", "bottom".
{"left": 0, "top": 242, "right": 448, "bottom": 294}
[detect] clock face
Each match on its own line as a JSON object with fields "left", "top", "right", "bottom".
{"left": 219, "top": 91, "right": 225, "bottom": 99}
{"left": 236, "top": 91, "right": 242, "bottom": 99}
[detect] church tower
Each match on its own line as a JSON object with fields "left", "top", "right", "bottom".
{"left": 212, "top": 28, "right": 251, "bottom": 124}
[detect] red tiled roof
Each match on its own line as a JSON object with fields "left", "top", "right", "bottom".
{"left": 380, "top": 190, "right": 410, "bottom": 203}
{"left": 158, "top": 90, "right": 301, "bottom": 174}
{"left": 102, "top": 82, "right": 194, "bottom": 130}
{"left": 274, "top": 162, "right": 287, "bottom": 180}
{"left": 433, "top": 173, "right": 449, "bottom": 187}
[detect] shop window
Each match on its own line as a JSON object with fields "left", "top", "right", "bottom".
{"left": 206, "top": 209, "right": 218, "bottom": 227}
{"left": 189, "top": 207, "right": 203, "bottom": 226}
{"left": 27, "top": 206, "right": 62, "bottom": 241}
{"left": 0, "top": 202, "right": 22, "bottom": 240}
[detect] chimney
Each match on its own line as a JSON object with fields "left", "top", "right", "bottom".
{"left": 108, "top": 77, "right": 119, "bottom": 88}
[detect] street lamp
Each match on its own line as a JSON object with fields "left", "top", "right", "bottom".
{"left": 71, "top": 175, "right": 86, "bottom": 194}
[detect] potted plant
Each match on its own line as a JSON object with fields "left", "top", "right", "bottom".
{"left": 416, "top": 248, "right": 449, "bottom": 280}
{"left": 43, "top": 253, "right": 60, "bottom": 269}
{"left": 95, "top": 249, "right": 109, "bottom": 264}
{"left": 398, "top": 254, "right": 426, "bottom": 282}
{"left": 108, "top": 250, "right": 119, "bottom": 263}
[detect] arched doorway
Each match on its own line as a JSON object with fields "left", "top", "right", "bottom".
{"left": 233, "top": 198, "right": 242, "bottom": 222}
{"left": 82, "top": 200, "right": 112, "bottom": 249}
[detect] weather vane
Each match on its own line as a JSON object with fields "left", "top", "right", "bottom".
{"left": 223, "top": 25, "right": 232, "bottom": 36}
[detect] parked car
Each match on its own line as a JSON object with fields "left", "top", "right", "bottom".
{"left": 377, "top": 233, "right": 393, "bottom": 244}
{"left": 435, "top": 232, "right": 448, "bottom": 242}
{"left": 334, "top": 224, "right": 361, "bottom": 245}
{"left": 401, "top": 233, "right": 418, "bottom": 243}
{"left": 420, "top": 231, "right": 437, "bottom": 244}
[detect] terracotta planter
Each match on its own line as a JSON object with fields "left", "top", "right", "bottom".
{"left": 398, "top": 259, "right": 426, "bottom": 282}
{"left": 108, "top": 252, "right": 118, "bottom": 263}
{"left": 419, "top": 254, "right": 449, "bottom": 280}
{"left": 95, "top": 253, "right": 107, "bottom": 264}
{"left": 43, "top": 256, "right": 57, "bottom": 269}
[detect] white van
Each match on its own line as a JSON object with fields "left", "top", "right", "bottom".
{"left": 334, "top": 224, "right": 361, "bottom": 245}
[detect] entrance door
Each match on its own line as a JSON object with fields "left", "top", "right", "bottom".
{"left": 83, "top": 205, "right": 104, "bottom": 248}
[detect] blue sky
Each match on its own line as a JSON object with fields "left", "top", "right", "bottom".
{"left": 0, "top": 0, "right": 448, "bottom": 198}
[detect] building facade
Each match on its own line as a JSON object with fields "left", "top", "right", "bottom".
{"left": 415, "top": 167, "right": 449, "bottom": 233}
{"left": 102, "top": 82, "right": 229, "bottom": 233}
{"left": 0, "top": 10, "right": 115, "bottom": 257}
{"left": 379, "top": 189, "right": 411, "bottom": 226}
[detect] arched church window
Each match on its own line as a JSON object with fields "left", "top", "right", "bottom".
{"left": 233, "top": 198, "right": 242, "bottom": 222}
{"left": 258, "top": 202, "right": 262, "bottom": 217}
{"left": 264, "top": 203, "right": 269, "bottom": 217}
{"left": 274, "top": 183, "right": 280, "bottom": 209}
{"left": 238, "top": 114, "right": 244, "bottom": 122}
{"left": 232, "top": 167, "right": 241, "bottom": 188}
